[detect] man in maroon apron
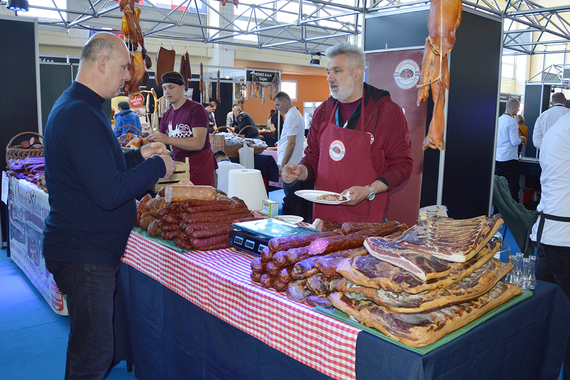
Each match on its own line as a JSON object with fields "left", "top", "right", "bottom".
{"left": 150, "top": 71, "right": 217, "bottom": 186}
{"left": 282, "top": 42, "right": 413, "bottom": 223}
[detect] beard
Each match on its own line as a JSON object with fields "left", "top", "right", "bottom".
{"left": 329, "top": 78, "right": 357, "bottom": 102}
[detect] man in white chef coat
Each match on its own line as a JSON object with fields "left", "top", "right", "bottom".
{"left": 495, "top": 98, "right": 525, "bottom": 201}
{"left": 533, "top": 92, "right": 569, "bottom": 149}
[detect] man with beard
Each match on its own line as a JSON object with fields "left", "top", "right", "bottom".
{"left": 281, "top": 42, "right": 413, "bottom": 223}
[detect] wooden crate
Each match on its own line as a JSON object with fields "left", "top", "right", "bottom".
{"left": 151, "top": 157, "right": 189, "bottom": 193}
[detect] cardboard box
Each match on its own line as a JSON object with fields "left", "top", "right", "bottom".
{"left": 262, "top": 199, "right": 278, "bottom": 216}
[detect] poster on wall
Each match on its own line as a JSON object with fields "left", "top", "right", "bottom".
{"left": 366, "top": 49, "right": 428, "bottom": 227}
{"left": 8, "top": 176, "right": 68, "bottom": 316}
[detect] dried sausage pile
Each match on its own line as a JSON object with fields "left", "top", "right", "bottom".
{"left": 137, "top": 194, "right": 257, "bottom": 251}
{"left": 250, "top": 221, "right": 404, "bottom": 308}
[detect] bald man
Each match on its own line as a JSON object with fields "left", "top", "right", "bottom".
{"left": 43, "top": 32, "right": 174, "bottom": 379}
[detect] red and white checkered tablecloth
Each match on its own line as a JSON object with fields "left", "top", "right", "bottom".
{"left": 122, "top": 231, "right": 360, "bottom": 380}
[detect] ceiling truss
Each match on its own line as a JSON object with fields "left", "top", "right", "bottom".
{"left": 7, "top": 0, "right": 570, "bottom": 56}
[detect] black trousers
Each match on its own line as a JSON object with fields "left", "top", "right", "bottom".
{"left": 495, "top": 160, "right": 520, "bottom": 202}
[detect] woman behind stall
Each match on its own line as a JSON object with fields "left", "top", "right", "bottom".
{"left": 517, "top": 114, "right": 528, "bottom": 156}
{"left": 149, "top": 71, "right": 217, "bottom": 186}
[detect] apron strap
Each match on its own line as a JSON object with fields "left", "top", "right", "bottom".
{"left": 530, "top": 211, "right": 570, "bottom": 255}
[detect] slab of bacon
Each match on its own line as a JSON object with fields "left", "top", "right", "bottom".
{"left": 337, "top": 258, "right": 512, "bottom": 313}
{"left": 337, "top": 242, "right": 499, "bottom": 294}
{"left": 330, "top": 281, "right": 521, "bottom": 348}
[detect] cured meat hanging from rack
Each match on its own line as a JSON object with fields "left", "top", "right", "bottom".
{"left": 179, "top": 52, "right": 191, "bottom": 91}
{"left": 217, "top": 70, "right": 221, "bottom": 103}
{"left": 200, "top": 62, "right": 204, "bottom": 96}
{"left": 416, "top": 0, "right": 463, "bottom": 150}
{"left": 155, "top": 47, "right": 175, "bottom": 87}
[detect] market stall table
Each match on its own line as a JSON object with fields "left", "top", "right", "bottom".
{"left": 6, "top": 176, "right": 68, "bottom": 315}
{"left": 114, "top": 231, "right": 570, "bottom": 380}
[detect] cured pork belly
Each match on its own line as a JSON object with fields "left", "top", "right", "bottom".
{"left": 337, "top": 258, "right": 512, "bottom": 313}
{"left": 329, "top": 281, "right": 521, "bottom": 348}
{"left": 394, "top": 215, "right": 503, "bottom": 263}
{"left": 337, "top": 242, "right": 499, "bottom": 294}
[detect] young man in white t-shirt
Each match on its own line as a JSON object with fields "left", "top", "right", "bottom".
{"left": 273, "top": 91, "right": 305, "bottom": 196}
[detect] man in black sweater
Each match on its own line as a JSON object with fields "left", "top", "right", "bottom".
{"left": 43, "top": 32, "right": 175, "bottom": 379}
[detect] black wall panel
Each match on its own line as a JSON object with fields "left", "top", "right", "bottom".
{"left": 365, "top": 9, "right": 502, "bottom": 219}
{"left": 0, "top": 17, "right": 39, "bottom": 245}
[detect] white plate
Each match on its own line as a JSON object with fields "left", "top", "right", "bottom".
{"left": 276, "top": 215, "right": 304, "bottom": 224}
{"left": 294, "top": 190, "right": 350, "bottom": 205}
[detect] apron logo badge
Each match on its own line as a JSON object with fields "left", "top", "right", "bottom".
{"left": 368, "top": 132, "right": 375, "bottom": 145}
{"left": 329, "top": 140, "right": 346, "bottom": 161}
{"left": 393, "top": 59, "right": 421, "bottom": 90}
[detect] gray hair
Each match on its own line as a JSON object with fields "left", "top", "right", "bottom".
{"left": 325, "top": 42, "right": 366, "bottom": 71}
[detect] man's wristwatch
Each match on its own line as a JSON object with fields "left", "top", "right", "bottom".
{"left": 366, "top": 184, "right": 376, "bottom": 201}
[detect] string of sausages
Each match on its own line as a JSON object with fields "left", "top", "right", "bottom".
{"left": 137, "top": 196, "right": 258, "bottom": 251}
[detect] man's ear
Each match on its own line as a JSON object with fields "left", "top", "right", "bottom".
{"left": 353, "top": 67, "right": 364, "bottom": 82}
{"left": 98, "top": 54, "right": 109, "bottom": 74}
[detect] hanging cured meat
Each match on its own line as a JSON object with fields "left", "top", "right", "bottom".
{"left": 123, "top": 51, "right": 145, "bottom": 96}
{"left": 156, "top": 47, "right": 176, "bottom": 87}
{"left": 416, "top": 0, "right": 463, "bottom": 151}
{"left": 185, "top": 52, "right": 191, "bottom": 85}
{"left": 200, "top": 62, "right": 204, "bottom": 97}
{"left": 179, "top": 53, "right": 188, "bottom": 91}
{"left": 217, "top": 70, "right": 221, "bottom": 103}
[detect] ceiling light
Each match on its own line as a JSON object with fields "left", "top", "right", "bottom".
{"left": 310, "top": 53, "right": 322, "bottom": 66}
{"left": 7, "top": 0, "right": 29, "bottom": 12}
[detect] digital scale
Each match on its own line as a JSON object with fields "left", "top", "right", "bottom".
{"left": 228, "top": 218, "right": 320, "bottom": 255}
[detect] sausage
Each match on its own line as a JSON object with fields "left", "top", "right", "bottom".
{"left": 167, "top": 201, "right": 183, "bottom": 213}
{"left": 182, "top": 208, "right": 250, "bottom": 221}
{"left": 259, "top": 274, "right": 276, "bottom": 288}
{"left": 251, "top": 271, "right": 262, "bottom": 283}
{"left": 190, "top": 225, "right": 234, "bottom": 239}
{"left": 147, "top": 219, "right": 163, "bottom": 237}
{"left": 162, "top": 214, "right": 180, "bottom": 225}
{"left": 184, "top": 203, "right": 232, "bottom": 214}
{"left": 157, "top": 208, "right": 170, "bottom": 218}
{"left": 265, "top": 261, "right": 281, "bottom": 277}
{"left": 273, "top": 279, "right": 289, "bottom": 293}
{"left": 165, "top": 185, "right": 217, "bottom": 203}
{"left": 182, "top": 199, "right": 231, "bottom": 210}
{"left": 139, "top": 213, "right": 157, "bottom": 231}
{"left": 161, "top": 230, "right": 180, "bottom": 240}
{"left": 190, "top": 234, "right": 229, "bottom": 250}
{"left": 268, "top": 231, "right": 336, "bottom": 253}
{"left": 177, "top": 232, "right": 190, "bottom": 241}
{"left": 136, "top": 194, "right": 152, "bottom": 227}
{"left": 182, "top": 212, "right": 253, "bottom": 225}
{"left": 160, "top": 223, "right": 180, "bottom": 232}
{"left": 251, "top": 257, "right": 266, "bottom": 273}
{"left": 272, "top": 250, "right": 289, "bottom": 268}
{"left": 313, "top": 247, "right": 367, "bottom": 277}
{"left": 277, "top": 267, "right": 292, "bottom": 284}
{"left": 260, "top": 247, "right": 273, "bottom": 262}
{"left": 341, "top": 220, "right": 401, "bottom": 235}
{"left": 307, "top": 233, "right": 366, "bottom": 256}
{"left": 285, "top": 246, "right": 310, "bottom": 265}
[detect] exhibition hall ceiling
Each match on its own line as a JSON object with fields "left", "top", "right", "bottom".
{"left": 11, "top": 0, "right": 570, "bottom": 56}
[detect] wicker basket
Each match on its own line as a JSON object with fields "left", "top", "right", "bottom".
{"left": 114, "top": 124, "right": 143, "bottom": 136}
{"left": 6, "top": 132, "right": 44, "bottom": 168}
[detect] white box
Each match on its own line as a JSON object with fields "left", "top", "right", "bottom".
{"left": 262, "top": 199, "right": 279, "bottom": 216}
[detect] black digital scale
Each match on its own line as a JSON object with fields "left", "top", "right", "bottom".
{"left": 228, "top": 218, "right": 320, "bottom": 255}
